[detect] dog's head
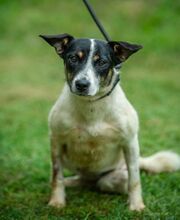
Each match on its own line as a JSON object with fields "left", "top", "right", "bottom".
{"left": 40, "top": 34, "right": 142, "bottom": 99}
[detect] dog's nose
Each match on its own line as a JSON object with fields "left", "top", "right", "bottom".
{"left": 75, "top": 79, "right": 90, "bottom": 92}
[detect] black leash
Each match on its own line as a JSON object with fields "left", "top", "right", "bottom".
{"left": 83, "top": 0, "right": 111, "bottom": 42}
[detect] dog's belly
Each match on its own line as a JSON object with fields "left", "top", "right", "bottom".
{"left": 61, "top": 123, "right": 124, "bottom": 175}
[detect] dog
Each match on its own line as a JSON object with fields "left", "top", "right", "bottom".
{"left": 40, "top": 33, "right": 180, "bottom": 211}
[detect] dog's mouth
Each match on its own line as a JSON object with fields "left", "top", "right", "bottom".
{"left": 74, "top": 91, "right": 91, "bottom": 97}
{"left": 70, "top": 88, "right": 96, "bottom": 98}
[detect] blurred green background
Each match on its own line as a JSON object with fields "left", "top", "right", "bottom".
{"left": 0, "top": 0, "right": 180, "bottom": 219}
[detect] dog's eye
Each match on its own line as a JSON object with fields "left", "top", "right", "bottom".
{"left": 98, "top": 59, "right": 108, "bottom": 66}
{"left": 68, "top": 55, "right": 78, "bottom": 63}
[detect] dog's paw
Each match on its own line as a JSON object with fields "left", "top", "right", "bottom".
{"left": 129, "top": 202, "right": 145, "bottom": 211}
{"left": 48, "top": 198, "right": 66, "bottom": 209}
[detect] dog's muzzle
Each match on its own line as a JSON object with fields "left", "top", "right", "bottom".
{"left": 75, "top": 79, "right": 90, "bottom": 94}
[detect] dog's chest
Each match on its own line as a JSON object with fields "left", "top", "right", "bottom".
{"left": 61, "top": 120, "right": 123, "bottom": 173}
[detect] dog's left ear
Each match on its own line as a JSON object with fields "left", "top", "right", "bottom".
{"left": 108, "top": 41, "right": 143, "bottom": 63}
{"left": 39, "top": 33, "right": 74, "bottom": 57}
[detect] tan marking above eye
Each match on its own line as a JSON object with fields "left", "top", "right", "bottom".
{"left": 77, "top": 51, "right": 84, "bottom": 59}
{"left": 93, "top": 54, "right": 100, "bottom": 61}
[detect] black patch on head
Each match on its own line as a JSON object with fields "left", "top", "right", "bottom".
{"left": 92, "top": 40, "right": 117, "bottom": 86}
{"left": 63, "top": 39, "right": 91, "bottom": 84}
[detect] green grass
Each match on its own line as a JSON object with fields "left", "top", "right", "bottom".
{"left": 0, "top": 0, "right": 180, "bottom": 219}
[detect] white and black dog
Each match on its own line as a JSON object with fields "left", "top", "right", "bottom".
{"left": 40, "top": 34, "right": 180, "bottom": 211}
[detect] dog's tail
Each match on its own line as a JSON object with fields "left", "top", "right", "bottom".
{"left": 139, "top": 151, "right": 180, "bottom": 173}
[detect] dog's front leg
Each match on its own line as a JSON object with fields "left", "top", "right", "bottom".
{"left": 48, "top": 136, "right": 66, "bottom": 208}
{"left": 123, "top": 135, "right": 145, "bottom": 211}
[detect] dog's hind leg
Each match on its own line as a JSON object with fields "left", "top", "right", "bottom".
{"left": 63, "top": 175, "right": 82, "bottom": 187}
{"left": 96, "top": 168, "right": 128, "bottom": 194}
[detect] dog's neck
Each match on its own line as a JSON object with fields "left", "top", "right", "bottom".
{"left": 64, "top": 83, "right": 125, "bottom": 122}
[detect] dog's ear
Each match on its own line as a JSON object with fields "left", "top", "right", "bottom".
{"left": 108, "top": 41, "right": 143, "bottom": 63}
{"left": 39, "top": 33, "right": 74, "bottom": 57}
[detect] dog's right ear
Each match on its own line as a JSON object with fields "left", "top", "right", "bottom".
{"left": 39, "top": 33, "right": 74, "bottom": 57}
